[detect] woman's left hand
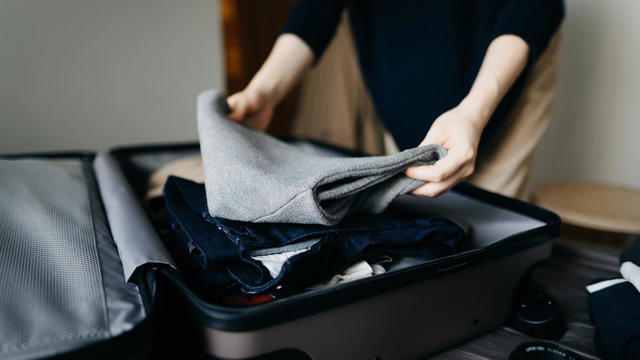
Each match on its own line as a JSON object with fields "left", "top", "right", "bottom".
{"left": 405, "top": 103, "right": 484, "bottom": 197}
{"left": 404, "top": 34, "right": 529, "bottom": 197}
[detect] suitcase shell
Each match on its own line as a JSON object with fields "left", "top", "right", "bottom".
{"left": 104, "top": 141, "right": 561, "bottom": 360}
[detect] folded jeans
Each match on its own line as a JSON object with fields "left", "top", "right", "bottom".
{"left": 163, "top": 176, "right": 465, "bottom": 294}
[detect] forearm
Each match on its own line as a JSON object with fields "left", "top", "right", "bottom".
{"left": 246, "top": 33, "right": 314, "bottom": 106}
{"left": 459, "top": 34, "right": 530, "bottom": 130}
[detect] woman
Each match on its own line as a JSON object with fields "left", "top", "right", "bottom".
{"left": 226, "top": 0, "right": 564, "bottom": 199}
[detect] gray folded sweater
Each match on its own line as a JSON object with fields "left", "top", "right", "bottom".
{"left": 197, "top": 90, "right": 446, "bottom": 225}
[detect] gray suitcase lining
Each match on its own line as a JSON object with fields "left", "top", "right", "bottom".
{"left": 0, "top": 158, "right": 145, "bottom": 360}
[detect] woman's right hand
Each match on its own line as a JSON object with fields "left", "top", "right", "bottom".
{"left": 226, "top": 87, "right": 275, "bottom": 132}
{"left": 225, "top": 34, "right": 314, "bottom": 132}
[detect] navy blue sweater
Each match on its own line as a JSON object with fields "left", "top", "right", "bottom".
{"left": 282, "top": 0, "right": 564, "bottom": 151}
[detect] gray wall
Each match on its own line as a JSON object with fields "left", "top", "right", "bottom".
{"left": 0, "top": 0, "right": 224, "bottom": 153}
{"left": 531, "top": 0, "right": 640, "bottom": 190}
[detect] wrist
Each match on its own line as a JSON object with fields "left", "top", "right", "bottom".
{"left": 246, "top": 75, "right": 279, "bottom": 107}
{"left": 459, "top": 72, "right": 501, "bottom": 127}
{"left": 457, "top": 96, "right": 492, "bottom": 131}
{"left": 246, "top": 34, "right": 313, "bottom": 108}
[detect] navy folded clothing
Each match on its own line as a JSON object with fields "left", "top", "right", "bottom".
{"left": 163, "top": 176, "right": 465, "bottom": 295}
{"left": 621, "top": 238, "right": 640, "bottom": 266}
{"left": 587, "top": 280, "right": 640, "bottom": 360}
{"left": 621, "top": 237, "right": 640, "bottom": 294}
{"left": 197, "top": 89, "right": 447, "bottom": 225}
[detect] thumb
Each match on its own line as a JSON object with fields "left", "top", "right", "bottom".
{"left": 420, "top": 126, "right": 446, "bottom": 148}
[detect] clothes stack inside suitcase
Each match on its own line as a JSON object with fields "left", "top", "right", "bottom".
{"left": 0, "top": 91, "right": 560, "bottom": 360}
{"left": 139, "top": 91, "right": 472, "bottom": 310}
{"left": 102, "top": 140, "right": 560, "bottom": 360}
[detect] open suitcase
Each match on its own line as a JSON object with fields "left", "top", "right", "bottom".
{"left": 0, "top": 139, "right": 560, "bottom": 360}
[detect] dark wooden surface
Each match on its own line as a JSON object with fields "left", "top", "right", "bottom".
{"left": 431, "top": 238, "right": 619, "bottom": 359}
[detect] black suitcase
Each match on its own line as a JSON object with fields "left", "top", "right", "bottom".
{"left": 109, "top": 141, "right": 561, "bottom": 360}
{"left": 0, "top": 140, "right": 560, "bottom": 359}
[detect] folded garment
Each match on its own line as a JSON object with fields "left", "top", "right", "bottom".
{"left": 621, "top": 262, "right": 640, "bottom": 294}
{"left": 621, "top": 237, "right": 640, "bottom": 293}
{"left": 145, "top": 156, "right": 205, "bottom": 222}
{"left": 197, "top": 89, "right": 447, "bottom": 225}
{"left": 146, "top": 156, "right": 204, "bottom": 202}
{"left": 306, "top": 260, "right": 386, "bottom": 291}
{"left": 387, "top": 256, "right": 434, "bottom": 272}
{"left": 250, "top": 243, "right": 386, "bottom": 290}
{"left": 621, "top": 237, "right": 640, "bottom": 265}
{"left": 249, "top": 240, "right": 320, "bottom": 279}
{"left": 587, "top": 279, "right": 640, "bottom": 360}
{"left": 163, "top": 176, "right": 464, "bottom": 295}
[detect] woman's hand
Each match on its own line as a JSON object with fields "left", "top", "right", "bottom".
{"left": 406, "top": 34, "right": 530, "bottom": 197}
{"left": 405, "top": 103, "right": 484, "bottom": 197}
{"left": 227, "top": 87, "right": 275, "bottom": 131}
{"left": 225, "top": 33, "right": 314, "bottom": 132}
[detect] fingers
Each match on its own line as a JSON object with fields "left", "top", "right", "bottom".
{"left": 244, "top": 108, "right": 273, "bottom": 132}
{"left": 405, "top": 159, "right": 459, "bottom": 184}
{"left": 411, "top": 167, "right": 462, "bottom": 197}
{"left": 405, "top": 146, "right": 474, "bottom": 183}
{"left": 412, "top": 160, "right": 475, "bottom": 197}
{"left": 406, "top": 146, "right": 476, "bottom": 198}
{"left": 226, "top": 93, "right": 248, "bottom": 122}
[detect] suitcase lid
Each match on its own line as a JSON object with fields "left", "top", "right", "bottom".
{"left": 0, "top": 153, "right": 161, "bottom": 360}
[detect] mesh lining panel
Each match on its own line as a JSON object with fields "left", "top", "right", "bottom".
{"left": 0, "top": 159, "right": 109, "bottom": 358}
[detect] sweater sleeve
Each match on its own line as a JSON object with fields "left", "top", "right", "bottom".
{"left": 491, "top": 0, "right": 564, "bottom": 62}
{"left": 280, "top": 0, "right": 346, "bottom": 62}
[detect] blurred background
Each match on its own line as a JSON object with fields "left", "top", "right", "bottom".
{"left": 0, "top": 0, "right": 638, "bottom": 192}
